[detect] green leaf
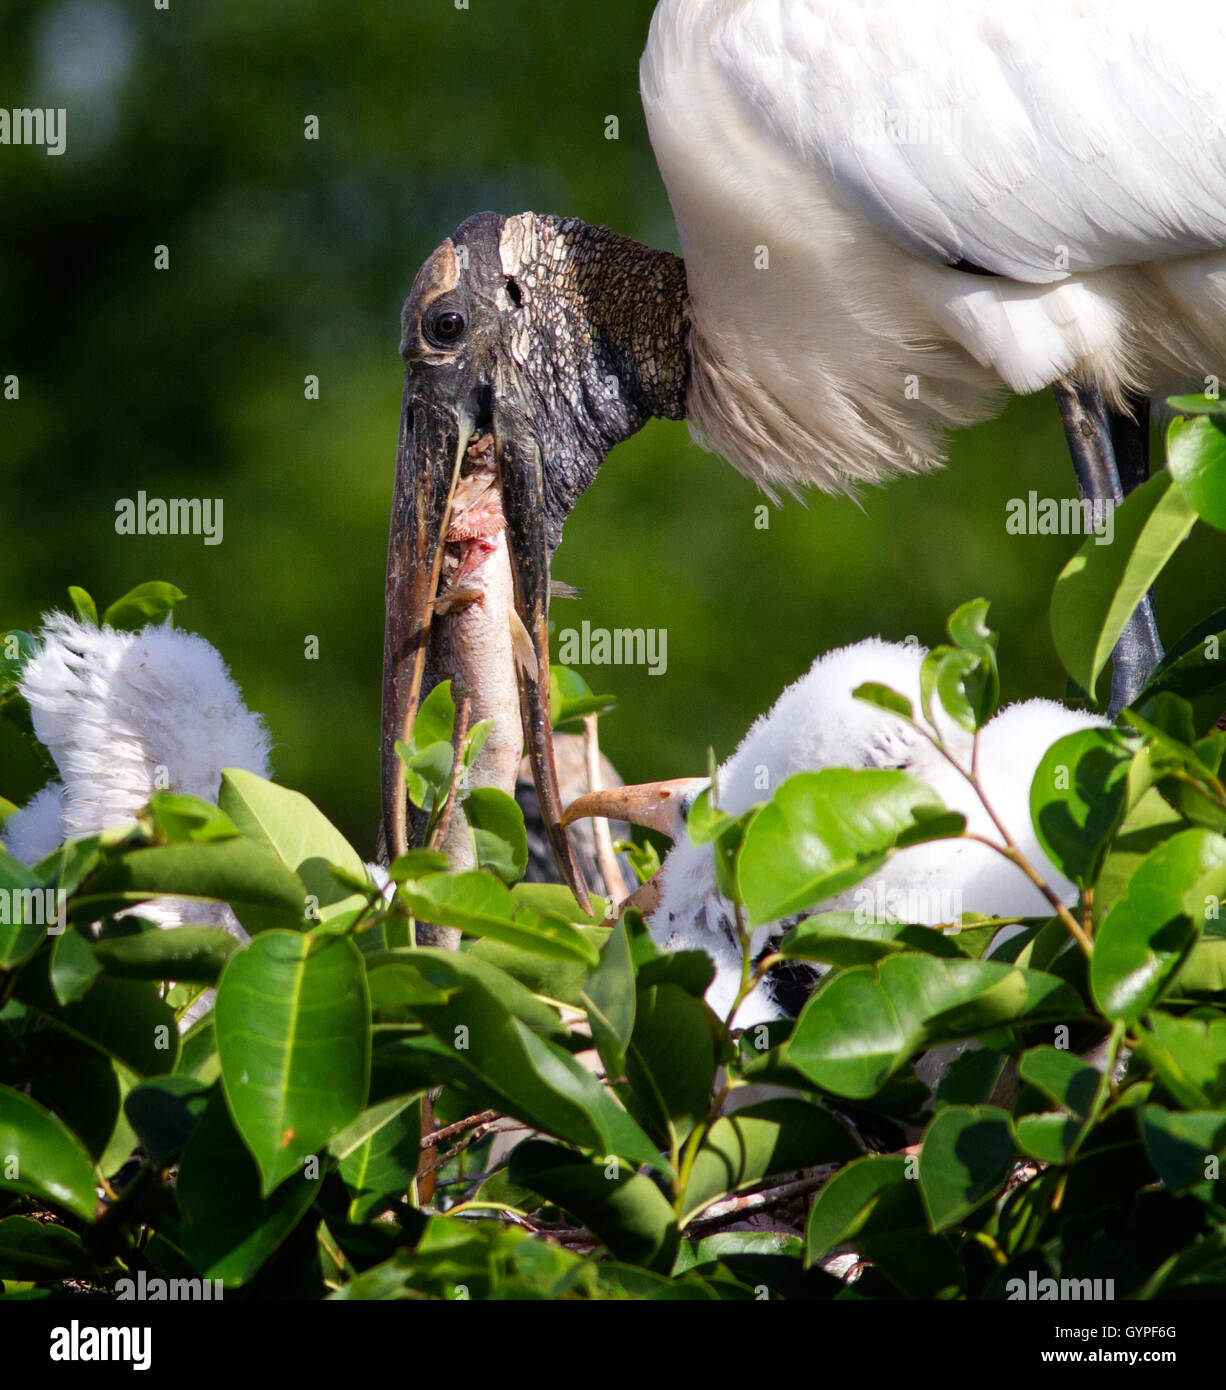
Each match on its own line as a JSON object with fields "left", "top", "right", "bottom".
{"left": 101, "top": 581, "right": 186, "bottom": 630}
{"left": 379, "top": 949, "right": 662, "bottom": 1171}
{"left": 463, "top": 786, "right": 528, "bottom": 885}
{"left": 582, "top": 915, "right": 636, "bottom": 1082}
{"left": 786, "top": 956, "right": 1083, "bottom": 1099}
{"left": 124, "top": 1075, "right": 212, "bottom": 1166}
{"left": 49, "top": 925, "right": 102, "bottom": 1004}
{"left": 0, "top": 843, "right": 54, "bottom": 969}
{"left": 624, "top": 982, "right": 716, "bottom": 1146}
{"left": 853, "top": 682, "right": 914, "bottom": 720}
{"left": 15, "top": 951, "right": 179, "bottom": 1076}
{"left": 778, "top": 910, "right": 984, "bottom": 967}
{"left": 510, "top": 1140, "right": 679, "bottom": 1272}
{"left": 386, "top": 849, "right": 450, "bottom": 881}
{"left": 398, "top": 872, "right": 599, "bottom": 965}
{"left": 805, "top": 1154, "right": 908, "bottom": 1261}
{"left": 395, "top": 680, "right": 457, "bottom": 815}
{"left": 947, "top": 598, "right": 997, "bottom": 661}
{"left": 330, "top": 1093, "right": 424, "bottom": 1221}
{"left": 1051, "top": 471, "right": 1197, "bottom": 703}
{"left": 143, "top": 792, "right": 240, "bottom": 843}
{"left": 1168, "top": 412, "right": 1226, "bottom": 531}
{"left": 92, "top": 924, "right": 241, "bottom": 983}
{"left": 177, "top": 1087, "right": 321, "bottom": 1285}
{"left": 218, "top": 768, "right": 366, "bottom": 925}
{"left": 1091, "top": 829, "right": 1226, "bottom": 1023}
{"left": 0, "top": 1215, "right": 90, "bottom": 1281}
{"left": 919, "top": 1105, "right": 1015, "bottom": 1230}
{"left": 1167, "top": 392, "right": 1226, "bottom": 418}
{"left": 1017, "top": 1045, "right": 1101, "bottom": 1119}
{"left": 681, "top": 1099, "right": 860, "bottom": 1224}
{"left": 1135, "top": 1012, "right": 1226, "bottom": 1109}
{"left": 549, "top": 665, "right": 616, "bottom": 727}
{"left": 78, "top": 838, "right": 308, "bottom": 935}
{"left": 0, "top": 1084, "right": 98, "bottom": 1222}
{"left": 67, "top": 585, "right": 98, "bottom": 626}
{"left": 1029, "top": 727, "right": 1132, "bottom": 887}
{"left": 1140, "top": 606, "right": 1226, "bottom": 703}
{"left": 215, "top": 930, "right": 371, "bottom": 1194}
{"left": 737, "top": 769, "right": 962, "bottom": 926}
{"left": 1139, "top": 1104, "right": 1226, "bottom": 1195}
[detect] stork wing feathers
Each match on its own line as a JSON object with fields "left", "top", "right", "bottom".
{"left": 707, "top": 0, "right": 1226, "bottom": 282}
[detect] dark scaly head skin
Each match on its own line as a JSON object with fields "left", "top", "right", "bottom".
{"left": 381, "top": 211, "right": 689, "bottom": 903}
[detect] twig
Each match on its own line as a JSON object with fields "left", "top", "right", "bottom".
{"left": 421, "top": 1108, "right": 501, "bottom": 1150}
{"left": 583, "top": 714, "right": 628, "bottom": 903}
{"left": 684, "top": 1170, "right": 832, "bottom": 1236}
{"left": 684, "top": 1175, "right": 829, "bottom": 1238}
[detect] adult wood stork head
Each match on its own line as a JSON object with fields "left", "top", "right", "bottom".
{"left": 382, "top": 0, "right": 1226, "bottom": 889}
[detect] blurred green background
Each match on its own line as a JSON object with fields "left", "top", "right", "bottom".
{"left": 2, "top": 0, "right": 1223, "bottom": 854}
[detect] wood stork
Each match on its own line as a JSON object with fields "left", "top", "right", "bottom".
{"left": 563, "top": 638, "right": 1107, "bottom": 1028}
{"left": 382, "top": 0, "right": 1226, "bottom": 896}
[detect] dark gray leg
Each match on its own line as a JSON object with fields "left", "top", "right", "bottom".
{"left": 1052, "top": 378, "right": 1162, "bottom": 715}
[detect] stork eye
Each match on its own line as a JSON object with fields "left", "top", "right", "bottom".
{"left": 428, "top": 309, "right": 466, "bottom": 345}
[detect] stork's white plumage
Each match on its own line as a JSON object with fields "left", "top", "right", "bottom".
{"left": 641, "top": 0, "right": 1226, "bottom": 493}
{"left": 571, "top": 639, "right": 1106, "bottom": 1028}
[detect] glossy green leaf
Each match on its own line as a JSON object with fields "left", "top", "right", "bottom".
{"left": 0, "top": 842, "right": 52, "bottom": 968}
{"left": 381, "top": 949, "right": 661, "bottom": 1171}
{"left": 681, "top": 1099, "right": 859, "bottom": 1224}
{"left": 1168, "top": 412, "right": 1226, "bottom": 530}
{"left": 398, "top": 872, "right": 598, "bottom": 965}
{"left": 216, "top": 930, "right": 370, "bottom": 1194}
{"left": 919, "top": 1105, "right": 1015, "bottom": 1230}
{"left": 1051, "top": 471, "right": 1196, "bottom": 703}
{"left": 143, "top": 791, "right": 240, "bottom": 843}
{"left": 0, "top": 1215, "right": 90, "bottom": 1280}
{"left": 76, "top": 838, "right": 307, "bottom": 935}
{"left": 805, "top": 1154, "right": 909, "bottom": 1261}
{"left": 124, "top": 1074, "right": 212, "bottom": 1166}
{"left": 737, "top": 769, "right": 962, "bottom": 926}
{"left": 778, "top": 910, "right": 982, "bottom": 967}
{"left": 331, "top": 1093, "right": 424, "bottom": 1221}
{"left": 177, "top": 1087, "right": 321, "bottom": 1285}
{"left": 1029, "top": 727, "right": 1132, "bottom": 887}
{"left": 1135, "top": 1012, "right": 1226, "bottom": 1109}
{"left": 786, "top": 956, "right": 1082, "bottom": 1098}
{"left": 219, "top": 768, "right": 366, "bottom": 924}
{"left": 49, "top": 925, "right": 102, "bottom": 1004}
{"left": 0, "top": 1085, "right": 97, "bottom": 1222}
{"left": 853, "top": 682, "right": 914, "bottom": 720}
{"left": 624, "top": 982, "right": 716, "bottom": 1146}
{"left": 1091, "top": 829, "right": 1226, "bottom": 1023}
{"left": 510, "top": 1140, "right": 679, "bottom": 1272}
{"left": 1139, "top": 1104, "right": 1226, "bottom": 1195}
{"left": 16, "top": 951, "right": 179, "bottom": 1076}
{"left": 101, "top": 581, "right": 186, "bottom": 630}
{"left": 582, "top": 914, "right": 636, "bottom": 1081}
{"left": 67, "top": 585, "right": 98, "bottom": 626}
{"left": 463, "top": 786, "right": 528, "bottom": 885}
{"left": 92, "top": 924, "right": 240, "bottom": 983}
{"left": 549, "top": 665, "right": 616, "bottom": 727}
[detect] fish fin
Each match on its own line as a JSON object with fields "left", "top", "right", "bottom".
{"left": 432, "top": 587, "right": 482, "bottom": 614}
{"left": 509, "top": 606, "right": 539, "bottom": 681}
{"left": 549, "top": 580, "right": 582, "bottom": 601}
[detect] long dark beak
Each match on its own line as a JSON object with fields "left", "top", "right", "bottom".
{"left": 380, "top": 383, "right": 470, "bottom": 860}
{"left": 496, "top": 416, "right": 592, "bottom": 913}
{"left": 380, "top": 381, "right": 592, "bottom": 914}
